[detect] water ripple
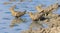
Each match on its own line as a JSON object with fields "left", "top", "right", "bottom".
{"left": 15, "top": 28, "right": 22, "bottom": 31}
{"left": 4, "top": 32, "right": 8, "bottom": 33}
{"left": 2, "top": 18, "right": 11, "bottom": 20}
{"left": 0, "top": 27, "right": 6, "bottom": 30}
{"left": 5, "top": 12, "right": 11, "bottom": 14}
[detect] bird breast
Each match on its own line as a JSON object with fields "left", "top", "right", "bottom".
{"left": 12, "top": 12, "right": 17, "bottom": 16}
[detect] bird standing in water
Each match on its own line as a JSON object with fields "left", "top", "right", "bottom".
{"left": 36, "top": 3, "right": 60, "bottom": 17}
{"left": 9, "top": 5, "right": 26, "bottom": 18}
{"left": 28, "top": 12, "right": 44, "bottom": 21}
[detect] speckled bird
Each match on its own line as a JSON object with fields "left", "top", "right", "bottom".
{"left": 28, "top": 12, "right": 44, "bottom": 21}
{"left": 10, "top": 5, "right": 26, "bottom": 18}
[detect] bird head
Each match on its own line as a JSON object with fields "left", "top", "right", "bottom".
{"left": 36, "top": 6, "right": 42, "bottom": 9}
{"left": 12, "top": 5, "right": 16, "bottom": 8}
{"left": 9, "top": 5, "right": 16, "bottom": 11}
{"left": 28, "top": 12, "right": 33, "bottom": 16}
{"left": 36, "top": 5, "right": 44, "bottom": 12}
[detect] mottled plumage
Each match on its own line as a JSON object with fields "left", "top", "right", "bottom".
{"left": 36, "top": 3, "right": 60, "bottom": 16}
{"left": 10, "top": 5, "right": 26, "bottom": 18}
{"left": 29, "top": 12, "right": 44, "bottom": 21}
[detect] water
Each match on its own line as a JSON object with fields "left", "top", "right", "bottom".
{"left": 0, "top": 0, "right": 60, "bottom": 33}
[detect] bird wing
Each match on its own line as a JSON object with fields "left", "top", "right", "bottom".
{"left": 16, "top": 12, "right": 25, "bottom": 17}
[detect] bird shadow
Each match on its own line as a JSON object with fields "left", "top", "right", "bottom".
{"left": 10, "top": 18, "right": 27, "bottom": 28}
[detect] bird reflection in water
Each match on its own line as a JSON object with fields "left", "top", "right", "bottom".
{"left": 10, "top": 18, "right": 26, "bottom": 28}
